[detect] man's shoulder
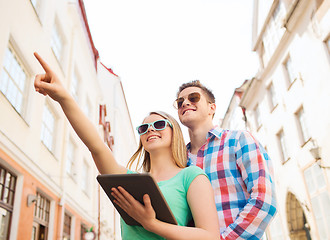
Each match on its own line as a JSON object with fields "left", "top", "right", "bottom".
{"left": 211, "top": 129, "right": 258, "bottom": 148}
{"left": 217, "top": 128, "right": 250, "bottom": 140}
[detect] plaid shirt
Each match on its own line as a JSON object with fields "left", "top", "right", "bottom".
{"left": 187, "top": 126, "right": 277, "bottom": 240}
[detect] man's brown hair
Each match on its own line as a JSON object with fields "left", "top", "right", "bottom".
{"left": 177, "top": 80, "right": 215, "bottom": 104}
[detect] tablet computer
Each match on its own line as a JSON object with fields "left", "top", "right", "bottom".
{"left": 97, "top": 173, "right": 178, "bottom": 226}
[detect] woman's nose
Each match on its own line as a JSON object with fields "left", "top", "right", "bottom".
{"left": 147, "top": 124, "right": 155, "bottom": 132}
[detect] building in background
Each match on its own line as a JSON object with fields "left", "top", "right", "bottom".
{"left": 97, "top": 62, "right": 137, "bottom": 239}
{"left": 221, "top": 0, "right": 329, "bottom": 239}
{"left": 0, "top": 0, "right": 136, "bottom": 239}
{"left": 220, "top": 80, "right": 249, "bottom": 131}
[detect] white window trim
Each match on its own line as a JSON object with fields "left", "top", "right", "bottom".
{"left": 50, "top": 17, "right": 66, "bottom": 69}
{"left": 277, "top": 129, "right": 289, "bottom": 163}
{"left": 304, "top": 164, "right": 330, "bottom": 239}
{"left": 40, "top": 103, "right": 57, "bottom": 153}
{"left": 0, "top": 45, "right": 29, "bottom": 117}
{"left": 295, "top": 107, "right": 311, "bottom": 145}
{"left": 81, "top": 160, "right": 90, "bottom": 195}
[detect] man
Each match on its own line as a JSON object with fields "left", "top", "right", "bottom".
{"left": 174, "top": 80, "right": 277, "bottom": 239}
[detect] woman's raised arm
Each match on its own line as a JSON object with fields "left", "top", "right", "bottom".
{"left": 34, "top": 52, "right": 126, "bottom": 174}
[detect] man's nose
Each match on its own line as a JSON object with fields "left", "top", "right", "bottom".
{"left": 181, "top": 97, "right": 191, "bottom": 108}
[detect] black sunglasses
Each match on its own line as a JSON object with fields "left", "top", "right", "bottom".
{"left": 136, "top": 119, "right": 173, "bottom": 136}
{"left": 173, "top": 92, "right": 201, "bottom": 109}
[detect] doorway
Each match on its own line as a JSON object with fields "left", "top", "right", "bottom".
{"left": 286, "top": 192, "right": 311, "bottom": 240}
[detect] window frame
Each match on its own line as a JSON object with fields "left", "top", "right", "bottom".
{"left": 277, "top": 129, "right": 289, "bottom": 163}
{"left": 0, "top": 165, "right": 17, "bottom": 240}
{"left": 33, "top": 192, "right": 50, "bottom": 240}
{"left": 0, "top": 46, "right": 29, "bottom": 117}
{"left": 295, "top": 107, "right": 311, "bottom": 146}
{"left": 254, "top": 103, "right": 262, "bottom": 130}
{"left": 283, "top": 55, "right": 297, "bottom": 88}
{"left": 304, "top": 164, "right": 330, "bottom": 239}
{"left": 324, "top": 33, "right": 330, "bottom": 55}
{"left": 70, "top": 68, "right": 80, "bottom": 102}
{"left": 267, "top": 82, "right": 278, "bottom": 112}
{"left": 66, "top": 138, "right": 76, "bottom": 178}
{"left": 63, "top": 212, "right": 72, "bottom": 239}
{"left": 83, "top": 97, "right": 93, "bottom": 120}
{"left": 50, "top": 19, "right": 66, "bottom": 65}
{"left": 30, "top": 0, "right": 44, "bottom": 21}
{"left": 81, "top": 160, "right": 89, "bottom": 194}
{"left": 40, "top": 104, "right": 57, "bottom": 153}
{"left": 261, "top": 1, "right": 286, "bottom": 66}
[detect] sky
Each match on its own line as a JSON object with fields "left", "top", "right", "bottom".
{"left": 83, "top": 0, "right": 259, "bottom": 141}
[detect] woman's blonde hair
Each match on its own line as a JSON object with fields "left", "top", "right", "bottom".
{"left": 127, "top": 111, "right": 187, "bottom": 172}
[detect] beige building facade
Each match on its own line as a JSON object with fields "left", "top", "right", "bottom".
{"left": 0, "top": 0, "right": 136, "bottom": 239}
{"left": 222, "top": 0, "right": 329, "bottom": 239}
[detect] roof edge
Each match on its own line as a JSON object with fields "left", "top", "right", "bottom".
{"left": 78, "top": 0, "right": 99, "bottom": 70}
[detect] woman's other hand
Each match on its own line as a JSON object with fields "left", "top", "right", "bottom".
{"left": 111, "top": 186, "right": 158, "bottom": 231}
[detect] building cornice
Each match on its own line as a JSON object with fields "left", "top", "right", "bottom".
{"left": 283, "top": 0, "right": 310, "bottom": 31}
{"left": 239, "top": 77, "right": 262, "bottom": 109}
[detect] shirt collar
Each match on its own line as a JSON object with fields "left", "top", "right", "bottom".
{"left": 186, "top": 126, "right": 223, "bottom": 151}
{"left": 207, "top": 125, "right": 223, "bottom": 139}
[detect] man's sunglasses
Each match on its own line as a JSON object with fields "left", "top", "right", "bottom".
{"left": 136, "top": 119, "right": 173, "bottom": 136}
{"left": 173, "top": 92, "right": 201, "bottom": 109}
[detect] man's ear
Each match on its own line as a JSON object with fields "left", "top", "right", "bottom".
{"left": 209, "top": 103, "right": 216, "bottom": 116}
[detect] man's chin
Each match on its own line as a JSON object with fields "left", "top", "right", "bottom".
{"left": 179, "top": 115, "right": 196, "bottom": 128}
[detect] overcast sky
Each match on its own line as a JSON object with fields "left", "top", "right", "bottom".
{"left": 83, "top": 0, "right": 259, "bottom": 142}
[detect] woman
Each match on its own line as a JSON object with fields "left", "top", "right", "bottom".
{"left": 33, "top": 52, "right": 219, "bottom": 239}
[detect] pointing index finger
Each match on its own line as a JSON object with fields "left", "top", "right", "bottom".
{"left": 34, "top": 52, "right": 52, "bottom": 73}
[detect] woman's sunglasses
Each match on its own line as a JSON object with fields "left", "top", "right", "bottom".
{"left": 173, "top": 92, "right": 201, "bottom": 109}
{"left": 136, "top": 119, "right": 173, "bottom": 136}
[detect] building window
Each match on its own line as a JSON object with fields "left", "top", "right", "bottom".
{"left": 81, "top": 160, "right": 89, "bottom": 193}
{"left": 51, "top": 22, "right": 64, "bottom": 62}
{"left": 71, "top": 70, "right": 79, "bottom": 101}
{"left": 283, "top": 56, "right": 297, "bottom": 86}
{"left": 32, "top": 192, "right": 50, "bottom": 240}
{"left": 277, "top": 129, "right": 289, "bottom": 163}
{"left": 63, "top": 212, "right": 72, "bottom": 240}
{"left": 83, "top": 98, "right": 92, "bottom": 119}
{"left": 325, "top": 34, "right": 330, "bottom": 54}
{"left": 66, "top": 139, "right": 76, "bottom": 176}
{"left": 304, "top": 164, "right": 330, "bottom": 239}
{"left": 41, "top": 105, "right": 56, "bottom": 152}
{"left": 0, "top": 47, "right": 28, "bottom": 114}
{"left": 30, "top": 0, "right": 42, "bottom": 16}
{"left": 295, "top": 107, "right": 310, "bottom": 145}
{"left": 262, "top": 2, "right": 285, "bottom": 65}
{"left": 0, "top": 165, "right": 16, "bottom": 239}
{"left": 254, "top": 104, "right": 262, "bottom": 129}
{"left": 267, "top": 82, "right": 278, "bottom": 111}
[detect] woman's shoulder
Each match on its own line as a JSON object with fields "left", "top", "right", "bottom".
{"left": 127, "top": 169, "right": 135, "bottom": 174}
{"left": 180, "top": 166, "right": 207, "bottom": 190}
{"left": 182, "top": 165, "right": 205, "bottom": 175}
